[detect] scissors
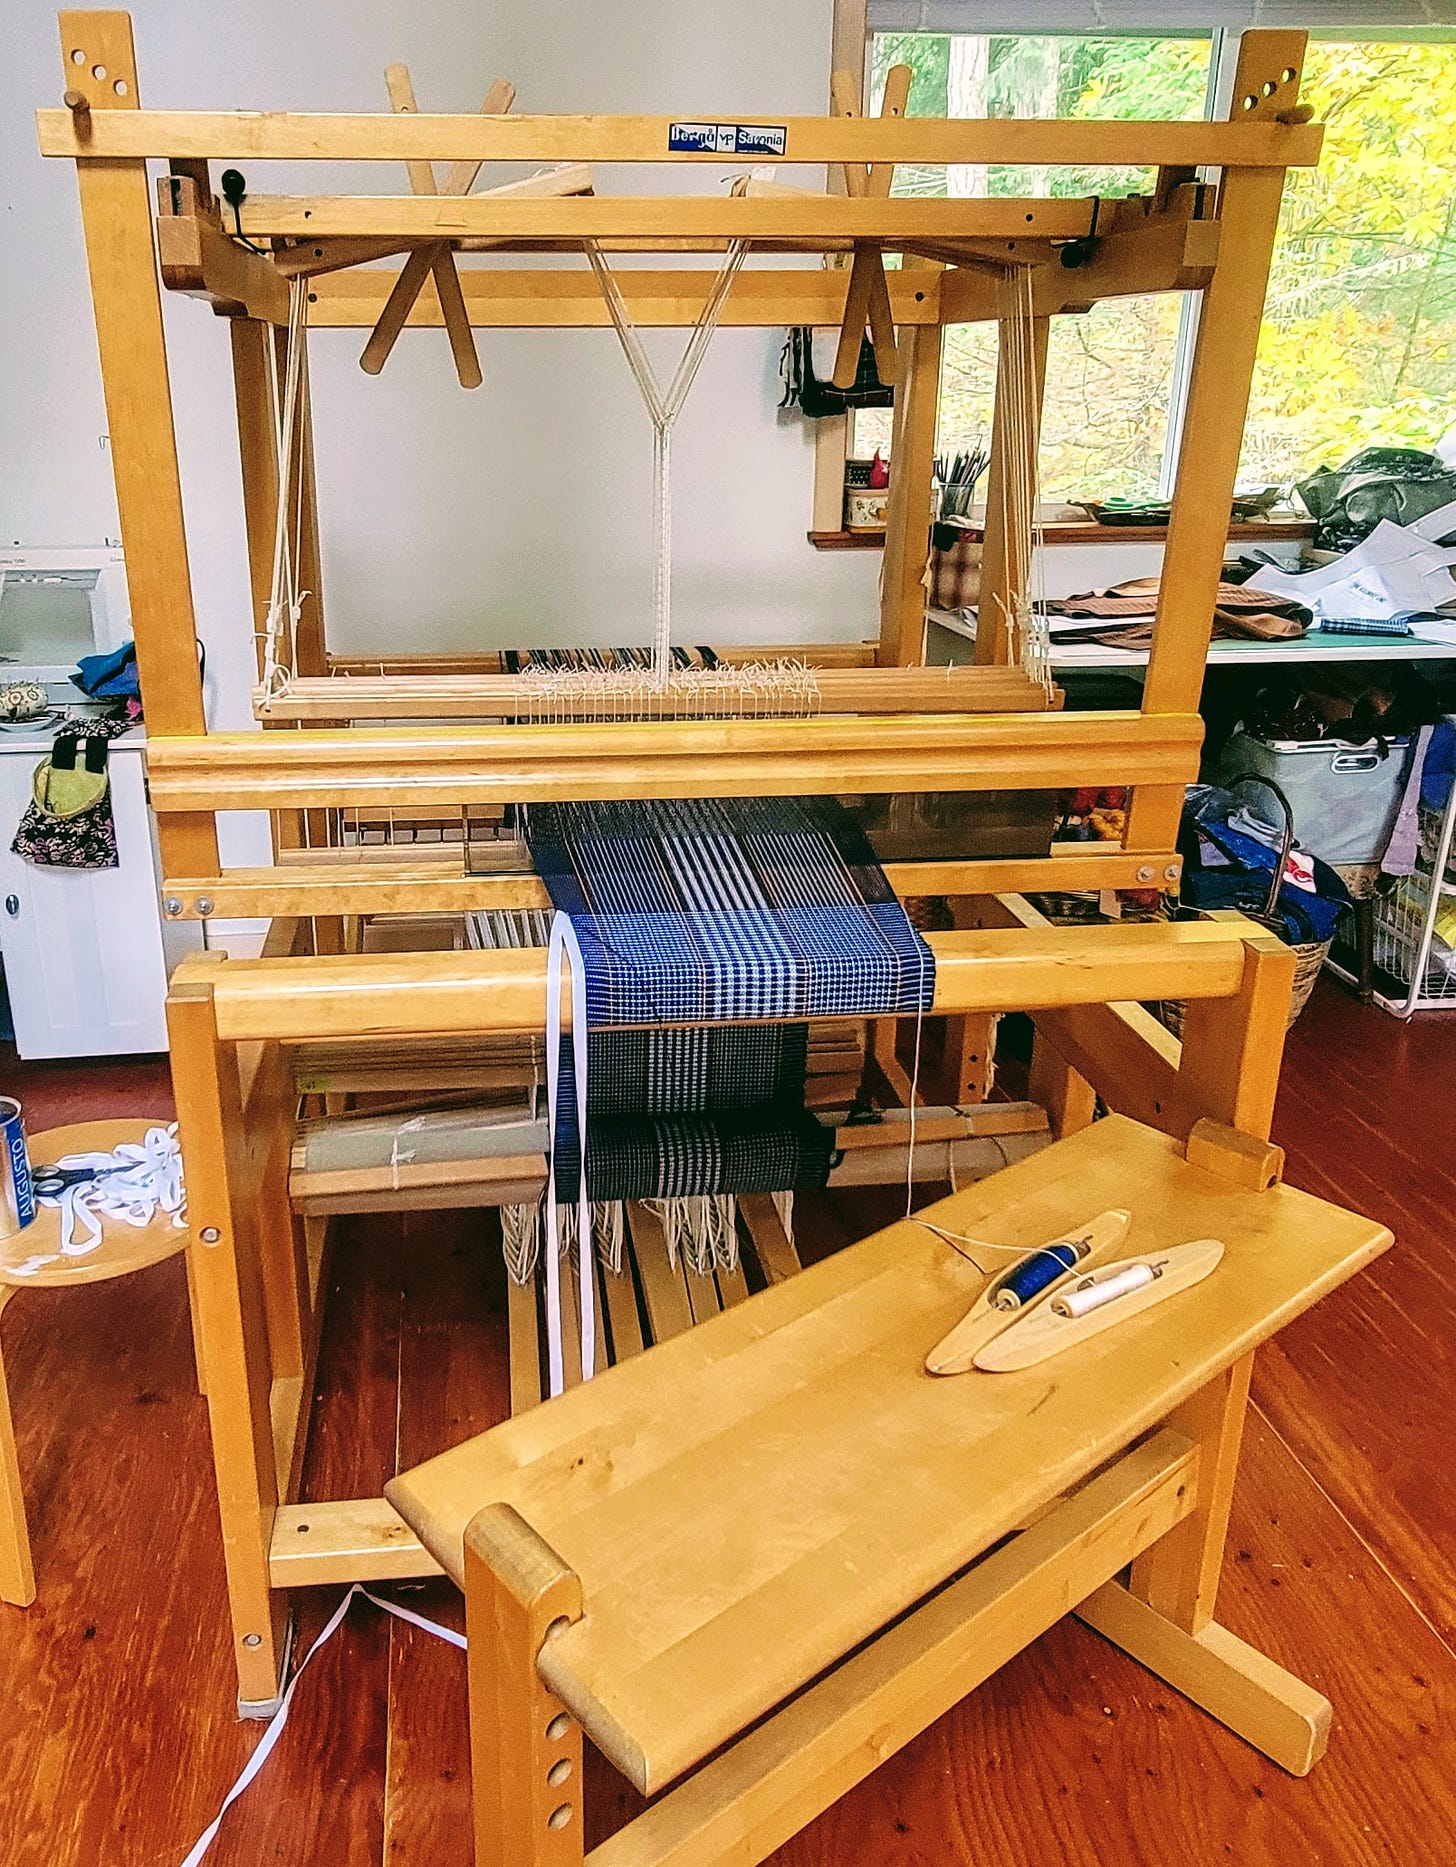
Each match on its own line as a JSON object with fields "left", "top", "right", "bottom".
{"left": 31, "top": 1162, "right": 106, "bottom": 1199}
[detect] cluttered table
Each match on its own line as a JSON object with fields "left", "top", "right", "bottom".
{"left": 926, "top": 609, "right": 1456, "bottom": 671}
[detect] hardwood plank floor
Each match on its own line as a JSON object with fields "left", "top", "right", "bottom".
{"left": 0, "top": 985, "right": 1451, "bottom": 1865}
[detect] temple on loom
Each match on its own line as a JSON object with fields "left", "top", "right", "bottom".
{"left": 39, "top": 28, "right": 1396, "bottom": 1852}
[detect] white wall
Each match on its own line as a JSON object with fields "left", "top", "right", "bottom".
{"left": 1, "top": 0, "right": 880, "bottom": 733}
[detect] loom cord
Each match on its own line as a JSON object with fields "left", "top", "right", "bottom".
{"left": 260, "top": 278, "right": 312, "bottom": 701}
{"left": 993, "top": 265, "right": 1053, "bottom": 696}
{"left": 544, "top": 911, "right": 595, "bottom": 1394}
{"left": 584, "top": 238, "right": 748, "bottom": 684}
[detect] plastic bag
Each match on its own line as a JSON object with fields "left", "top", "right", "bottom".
{"left": 1296, "top": 447, "right": 1456, "bottom": 552}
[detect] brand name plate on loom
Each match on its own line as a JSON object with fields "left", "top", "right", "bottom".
{"left": 668, "top": 122, "right": 788, "bottom": 156}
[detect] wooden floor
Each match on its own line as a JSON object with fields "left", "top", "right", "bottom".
{"left": 1, "top": 980, "right": 1452, "bottom": 1865}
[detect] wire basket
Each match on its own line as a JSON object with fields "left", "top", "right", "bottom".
{"left": 1371, "top": 871, "right": 1456, "bottom": 1006}
{"left": 1158, "top": 771, "right": 1333, "bottom": 1036}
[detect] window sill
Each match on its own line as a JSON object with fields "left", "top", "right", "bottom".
{"left": 808, "top": 518, "right": 1316, "bottom": 551}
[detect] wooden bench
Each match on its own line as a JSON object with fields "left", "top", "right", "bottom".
{"left": 386, "top": 1111, "right": 1387, "bottom": 1864}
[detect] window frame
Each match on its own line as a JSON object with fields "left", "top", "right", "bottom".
{"left": 813, "top": 14, "right": 1456, "bottom": 535}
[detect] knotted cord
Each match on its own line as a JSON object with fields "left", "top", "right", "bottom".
{"left": 20, "top": 1125, "right": 187, "bottom": 1269}
{"left": 994, "top": 266, "right": 1053, "bottom": 697}
{"left": 259, "top": 278, "right": 312, "bottom": 700}
{"left": 584, "top": 238, "right": 748, "bottom": 684}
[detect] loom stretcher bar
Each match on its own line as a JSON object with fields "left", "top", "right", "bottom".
{"left": 36, "top": 109, "right": 1323, "bottom": 170}
{"left": 173, "top": 920, "right": 1254, "bottom": 1045}
{"left": 143, "top": 711, "right": 1203, "bottom": 812}
{"left": 157, "top": 848, "right": 1184, "bottom": 920}
{"left": 299, "top": 225, "right": 1207, "bottom": 330}
{"left": 232, "top": 196, "right": 1099, "bottom": 247}
{"left": 251, "top": 664, "right": 1049, "bottom": 720}
{"left": 305, "top": 266, "right": 945, "bottom": 330}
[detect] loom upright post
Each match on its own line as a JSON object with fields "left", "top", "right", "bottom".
{"left": 1125, "top": 31, "right": 1306, "bottom": 855}
{"left": 57, "top": 8, "right": 219, "bottom": 879}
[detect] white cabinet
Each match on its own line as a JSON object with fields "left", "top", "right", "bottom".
{"left": 0, "top": 742, "right": 174, "bottom": 1057}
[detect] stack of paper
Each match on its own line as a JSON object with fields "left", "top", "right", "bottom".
{"left": 1248, "top": 506, "right": 1456, "bottom": 625}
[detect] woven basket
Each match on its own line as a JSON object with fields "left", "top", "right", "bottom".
{"left": 1158, "top": 931, "right": 1328, "bottom": 1038}
{"left": 1156, "top": 771, "right": 1331, "bottom": 1036}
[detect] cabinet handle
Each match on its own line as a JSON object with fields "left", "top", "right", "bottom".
{"left": 3, "top": 896, "right": 18, "bottom": 918}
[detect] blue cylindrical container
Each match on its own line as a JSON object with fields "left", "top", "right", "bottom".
{"left": 0, "top": 1097, "right": 36, "bottom": 1237}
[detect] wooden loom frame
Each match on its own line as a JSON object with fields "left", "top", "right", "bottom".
{"left": 40, "top": 12, "right": 1331, "bottom": 1717}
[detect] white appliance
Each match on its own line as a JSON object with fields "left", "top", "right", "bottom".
{"left": 0, "top": 547, "right": 195, "bottom": 1058}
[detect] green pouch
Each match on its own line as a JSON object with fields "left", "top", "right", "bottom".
{"left": 11, "top": 732, "right": 119, "bottom": 869}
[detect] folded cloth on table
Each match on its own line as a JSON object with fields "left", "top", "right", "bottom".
{"left": 1047, "top": 578, "right": 1309, "bottom": 621}
{"left": 1050, "top": 607, "right": 1308, "bottom": 650}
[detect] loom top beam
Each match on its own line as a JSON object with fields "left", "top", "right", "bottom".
{"left": 37, "top": 107, "right": 1323, "bottom": 170}
{"left": 141, "top": 709, "right": 1204, "bottom": 812}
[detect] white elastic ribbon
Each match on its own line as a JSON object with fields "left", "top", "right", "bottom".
{"left": 179, "top": 1584, "right": 463, "bottom": 1867}
{"left": 29, "top": 1123, "right": 187, "bottom": 1265}
{"left": 545, "top": 911, "right": 595, "bottom": 1394}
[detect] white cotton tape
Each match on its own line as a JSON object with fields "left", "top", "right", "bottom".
{"left": 545, "top": 911, "right": 595, "bottom": 1395}
{"left": 178, "top": 1584, "right": 463, "bottom": 1867}
{"left": 33, "top": 1123, "right": 187, "bottom": 1260}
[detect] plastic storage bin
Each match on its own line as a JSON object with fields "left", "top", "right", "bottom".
{"left": 1217, "top": 729, "right": 1409, "bottom": 866}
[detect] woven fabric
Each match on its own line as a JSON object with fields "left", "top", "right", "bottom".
{"left": 503, "top": 645, "right": 718, "bottom": 673}
{"left": 585, "top": 1023, "right": 808, "bottom": 1118}
{"left": 564, "top": 1110, "right": 834, "bottom": 1203}
{"left": 527, "top": 796, "right": 935, "bottom": 1027}
{"left": 529, "top": 795, "right": 933, "bottom": 1206}
{"left": 552, "top": 1025, "right": 818, "bottom": 1197}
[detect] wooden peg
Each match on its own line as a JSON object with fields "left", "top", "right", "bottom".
{"left": 830, "top": 69, "right": 869, "bottom": 199}
{"left": 362, "top": 65, "right": 512, "bottom": 388}
{"left": 441, "top": 78, "right": 516, "bottom": 199}
{"left": 832, "top": 243, "right": 877, "bottom": 388}
{"left": 830, "top": 65, "right": 907, "bottom": 382}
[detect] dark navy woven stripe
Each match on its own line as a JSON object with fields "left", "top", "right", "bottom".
{"left": 578, "top": 1111, "right": 834, "bottom": 1202}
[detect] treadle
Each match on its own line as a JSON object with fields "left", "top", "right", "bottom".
{"left": 386, "top": 1113, "right": 1389, "bottom": 1796}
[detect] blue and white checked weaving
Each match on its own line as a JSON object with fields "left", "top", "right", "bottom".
{"left": 527, "top": 793, "right": 934, "bottom": 1395}
{"left": 527, "top": 796, "right": 936, "bottom": 1029}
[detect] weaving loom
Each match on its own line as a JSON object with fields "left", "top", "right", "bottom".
{"left": 40, "top": 21, "right": 1370, "bottom": 1770}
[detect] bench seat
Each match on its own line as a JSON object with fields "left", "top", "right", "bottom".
{"left": 386, "top": 1114, "right": 1389, "bottom": 1797}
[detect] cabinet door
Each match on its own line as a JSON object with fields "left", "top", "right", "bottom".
{"left": 0, "top": 751, "right": 170, "bottom": 1057}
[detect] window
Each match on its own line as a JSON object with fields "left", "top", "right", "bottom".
{"left": 846, "top": 26, "right": 1456, "bottom": 516}
{"left": 1242, "top": 39, "right": 1456, "bottom": 487}
{"left": 856, "top": 32, "right": 1213, "bottom": 500}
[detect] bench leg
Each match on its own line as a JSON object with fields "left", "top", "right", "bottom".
{"left": 1076, "top": 1353, "right": 1333, "bottom": 1775}
{"left": 465, "top": 1503, "right": 585, "bottom": 1867}
{"left": 1076, "top": 1580, "right": 1331, "bottom": 1775}
{"left": 0, "top": 1289, "right": 36, "bottom": 1608}
{"left": 1027, "top": 1032, "right": 1097, "bottom": 1140}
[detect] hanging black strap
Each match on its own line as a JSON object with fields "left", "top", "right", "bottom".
{"left": 51, "top": 734, "right": 79, "bottom": 771}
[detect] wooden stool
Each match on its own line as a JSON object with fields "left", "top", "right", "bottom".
{"left": 0, "top": 1119, "right": 195, "bottom": 1608}
{"left": 387, "top": 1116, "right": 1389, "bottom": 1866}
